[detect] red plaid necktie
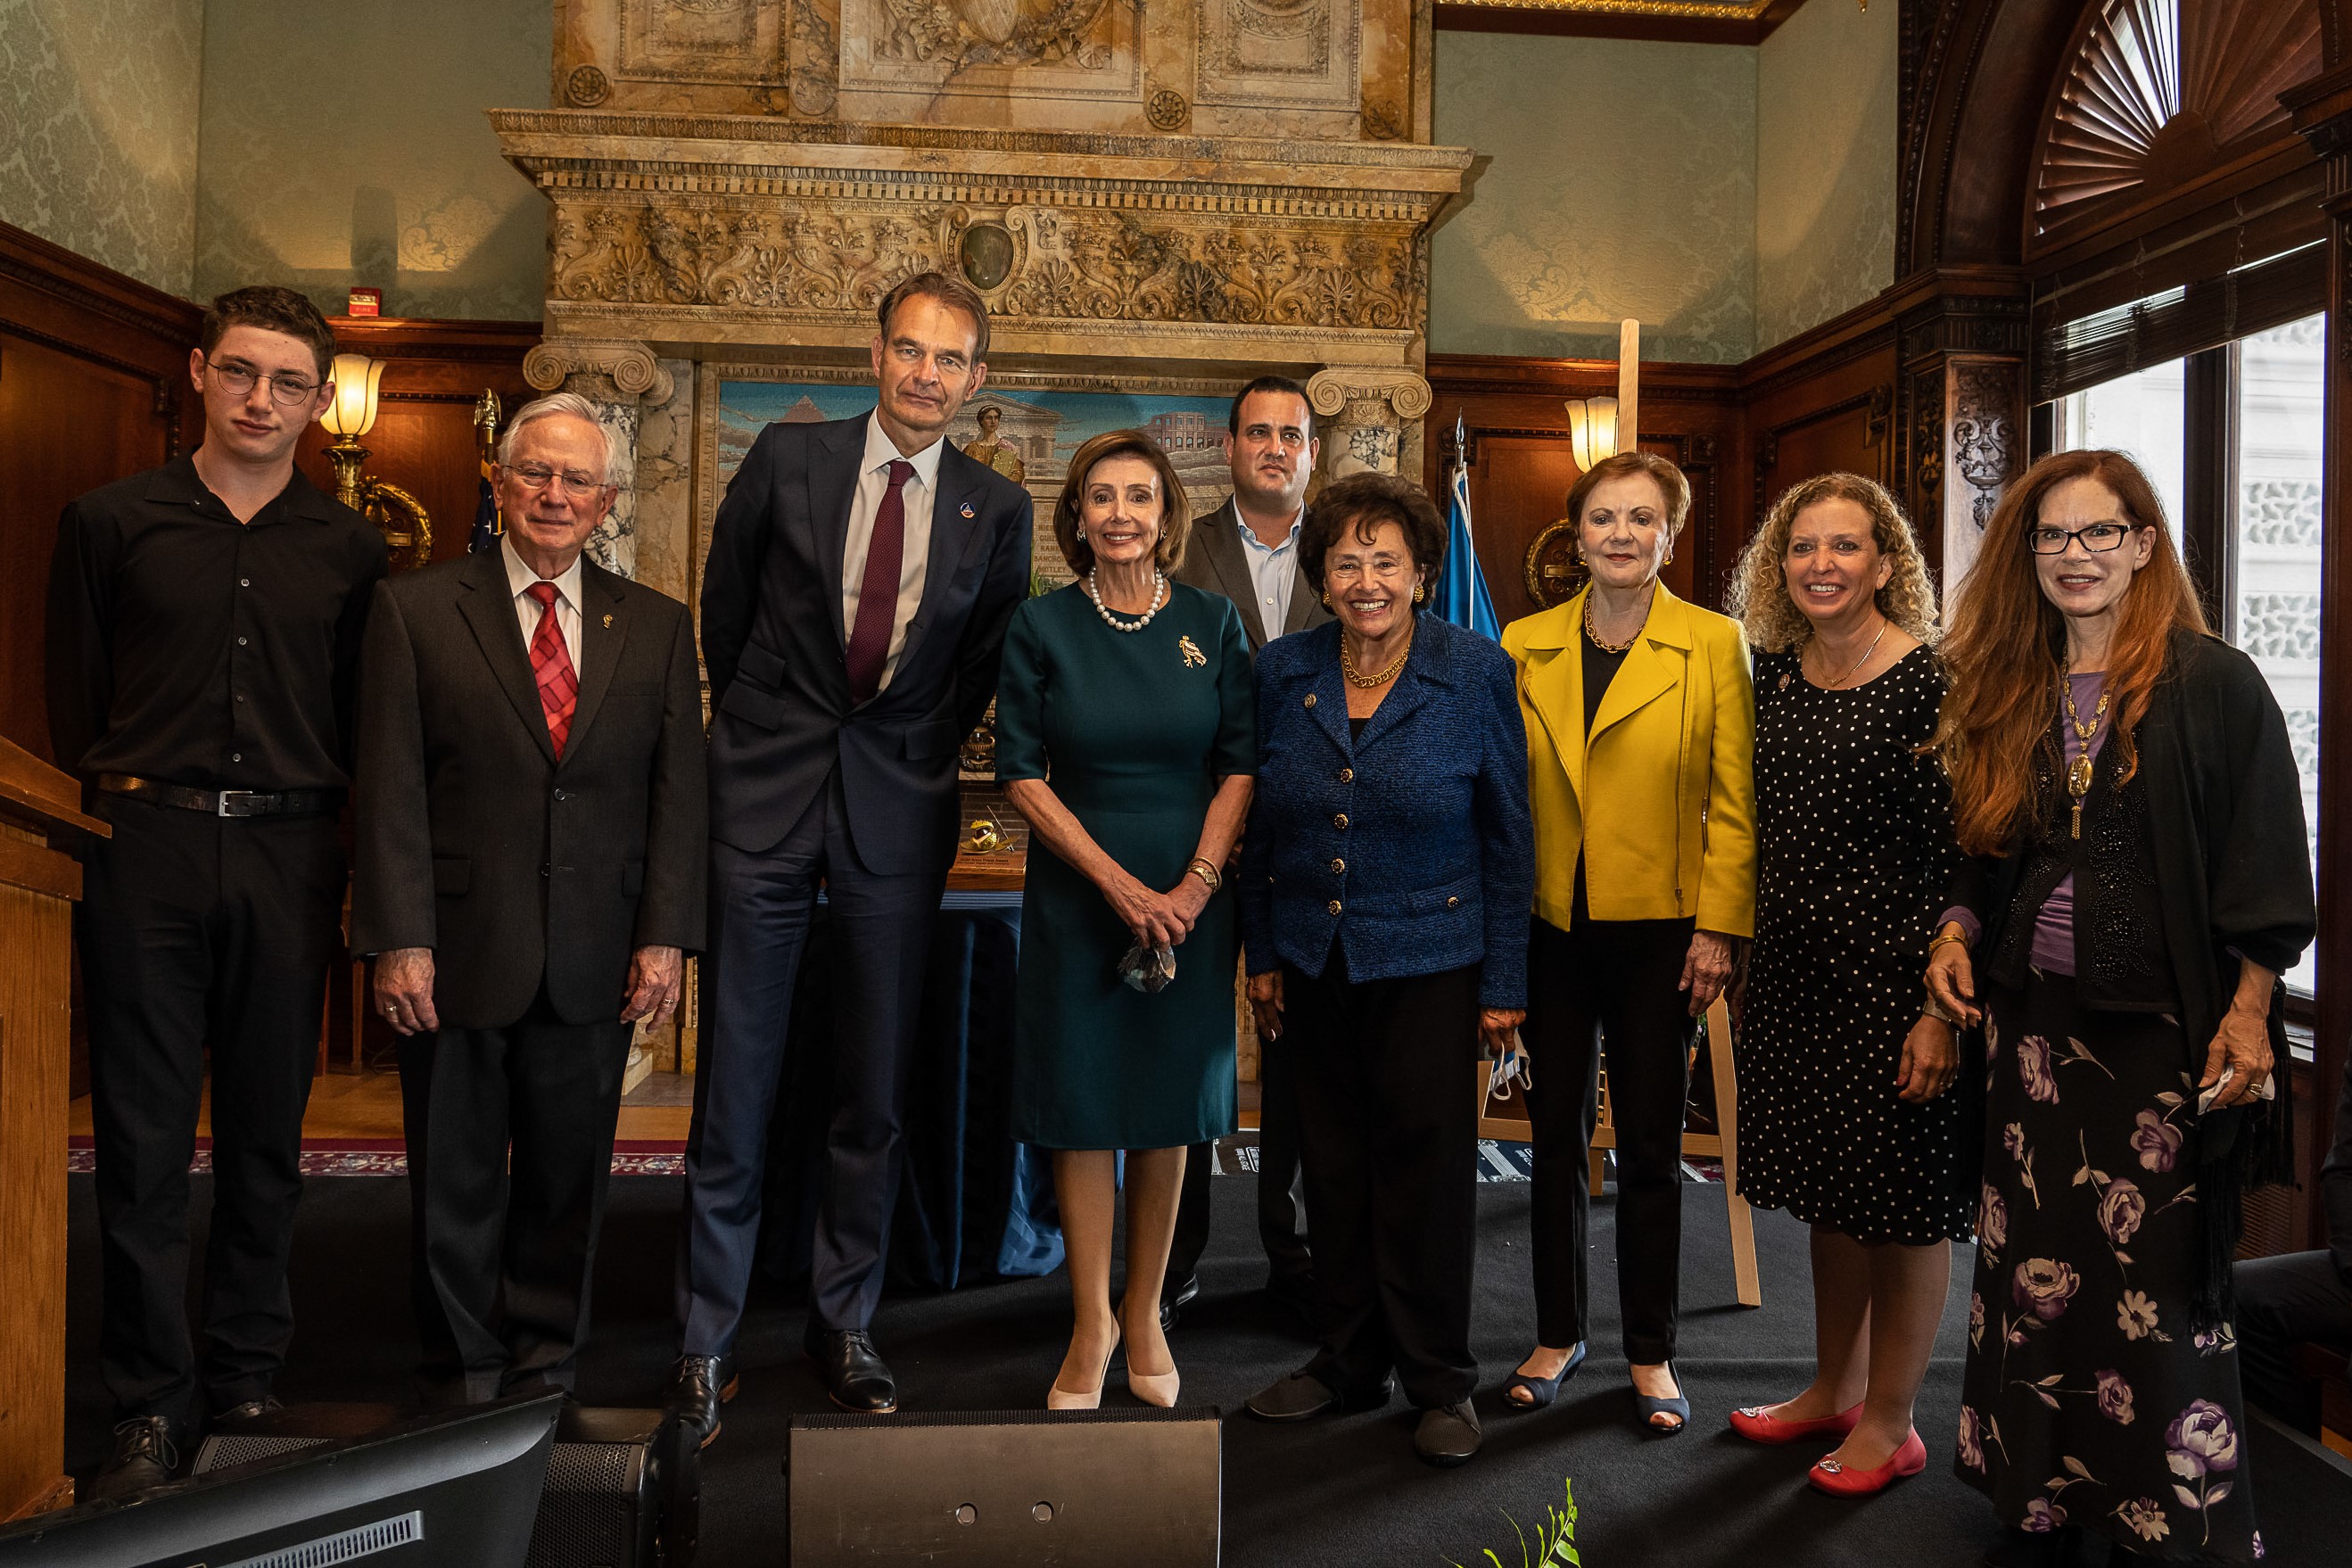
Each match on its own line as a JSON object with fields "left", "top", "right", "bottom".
{"left": 846, "top": 459, "right": 916, "bottom": 706}
{"left": 525, "top": 581, "right": 577, "bottom": 758}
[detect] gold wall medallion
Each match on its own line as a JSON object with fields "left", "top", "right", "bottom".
{"left": 1178, "top": 634, "right": 1206, "bottom": 668}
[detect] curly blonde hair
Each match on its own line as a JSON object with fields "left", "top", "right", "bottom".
{"left": 1729, "top": 472, "right": 1938, "bottom": 653}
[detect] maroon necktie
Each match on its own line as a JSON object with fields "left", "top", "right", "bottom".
{"left": 846, "top": 459, "right": 916, "bottom": 705}
{"left": 526, "top": 581, "right": 577, "bottom": 758}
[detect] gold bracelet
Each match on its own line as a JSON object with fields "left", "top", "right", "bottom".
{"left": 1927, "top": 929, "right": 1970, "bottom": 954}
{"left": 1187, "top": 858, "right": 1221, "bottom": 893}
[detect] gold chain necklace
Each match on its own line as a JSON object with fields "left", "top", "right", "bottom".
{"left": 1810, "top": 616, "right": 1889, "bottom": 690}
{"left": 1341, "top": 635, "right": 1412, "bottom": 689}
{"left": 1582, "top": 593, "right": 1642, "bottom": 654}
{"left": 2060, "top": 670, "right": 2110, "bottom": 840}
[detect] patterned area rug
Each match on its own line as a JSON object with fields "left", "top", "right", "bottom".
{"left": 63, "top": 1135, "right": 1721, "bottom": 1184}
{"left": 64, "top": 1137, "right": 688, "bottom": 1177}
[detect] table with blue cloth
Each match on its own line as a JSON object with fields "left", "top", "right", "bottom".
{"left": 751, "top": 882, "right": 1068, "bottom": 1294}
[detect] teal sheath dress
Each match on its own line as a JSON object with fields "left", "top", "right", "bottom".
{"left": 996, "top": 581, "right": 1256, "bottom": 1151}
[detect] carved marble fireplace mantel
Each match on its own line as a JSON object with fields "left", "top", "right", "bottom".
{"left": 491, "top": 111, "right": 1471, "bottom": 370}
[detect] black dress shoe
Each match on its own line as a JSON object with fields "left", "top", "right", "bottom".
{"left": 210, "top": 1397, "right": 285, "bottom": 1429}
{"left": 806, "top": 1329, "right": 897, "bottom": 1414}
{"left": 667, "top": 1355, "right": 739, "bottom": 1450}
{"left": 1413, "top": 1402, "right": 1482, "bottom": 1467}
{"left": 1159, "top": 1275, "right": 1201, "bottom": 1333}
{"left": 1244, "top": 1368, "right": 1395, "bottom": 1422}
{"left": 91, "top": 1415, "right": 179, "bottom": 1502}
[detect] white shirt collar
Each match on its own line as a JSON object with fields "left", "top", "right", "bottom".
{"left": 862, "top": 409, "right": 946, "bottom": 490}
{"left": 1234, "top": 501, "right": 1304, "bottom": 554}
{"left": 501, "top": 534, "right": 585, "bottom": 609}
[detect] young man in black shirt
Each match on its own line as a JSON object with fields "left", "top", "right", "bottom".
{"left": 45, "top": 286, "right": 388, "bottom": 1498}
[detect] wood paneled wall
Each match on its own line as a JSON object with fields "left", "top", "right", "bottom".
{"left": 292, "top": 317, "right": 541, "bottom": 566}
{"left": 0, "top": 227, "right": 204, "bottom": 766}
{"left": 1424, "top": 291, "right": 1902, "bottom": 621}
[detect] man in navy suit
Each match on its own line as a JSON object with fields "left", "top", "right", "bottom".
{"left": 673, "top": 272, "right": 1032, "bottom": 1439}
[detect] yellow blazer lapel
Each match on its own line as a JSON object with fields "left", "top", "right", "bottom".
{"left": 1588, "top": 584, "right": 1695, "bottom": 743}
{"left": 1518, "top": 595, "right": 1589, "bottom": 802}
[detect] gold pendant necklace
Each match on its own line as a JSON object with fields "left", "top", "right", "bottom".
{"left": 1341, "top": 635, "right": 1411, "bottom": 689}
{"left": 2061, "top": 670, "right": 2109, "bottom": 840}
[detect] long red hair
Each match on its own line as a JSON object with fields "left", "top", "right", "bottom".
{"left": 1934, "top": 450, "right": 2208, "bottom": 856}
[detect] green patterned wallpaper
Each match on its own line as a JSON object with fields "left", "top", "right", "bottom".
{"left": 1755, "top": 0, "right": 1897, "bottom": 351}
{"left": 0, "top": 0, "right": 203, "bottom": 295}
{"left": 1432, "top": 30, "right": 1759, "bottom": 364}
{"left": 193, "top": 0, "right": 550, "bottom": 320}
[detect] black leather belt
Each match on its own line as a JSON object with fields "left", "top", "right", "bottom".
{"left": 97, "top": 773, "right": 342, "bottom": 818}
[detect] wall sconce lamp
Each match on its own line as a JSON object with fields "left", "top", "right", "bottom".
{"left": 1563, "top": 396, "right": 1618, "bottom": 472}
{"left": 320, "top": 351, "right": 433, "bottom": 567}
{"left": 1562, "top": 318, "right": 1644, "bottom": 473}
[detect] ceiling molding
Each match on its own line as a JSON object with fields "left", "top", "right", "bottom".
{"left": 1434, "top": 0, "right": 1811, "bottom": 46}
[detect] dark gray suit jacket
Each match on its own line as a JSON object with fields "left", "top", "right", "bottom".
{"left": 351, "top": 550, "right": 707, "bottom": 1029}
{"left": 1174, "top": 498, "right": 1330, "bottom": 650}
{"left": 699, "top": 415, "right": 1032, "bottom": 871}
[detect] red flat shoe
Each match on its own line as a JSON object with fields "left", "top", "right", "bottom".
{"left": 1728, "top": 1400, "right": 1864, "bottom": 1445}
{"left": 1807, "top": 1428, "right": 1927, "bottom": 1498}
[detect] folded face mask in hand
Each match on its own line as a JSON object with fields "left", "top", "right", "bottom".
{"left": 1488, "top": 1030, "right": 1532, "bottom": 1099}
{"left": 1117, "top": 941, "right": 1177, "bottom": 994}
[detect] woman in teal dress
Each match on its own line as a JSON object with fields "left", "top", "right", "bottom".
{"left": 997, "top": 429, "right": 1256, "bottom": 1412}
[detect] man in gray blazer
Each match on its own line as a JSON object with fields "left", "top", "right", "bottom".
{"left": 1164, "top": 374, "right": 1328, "bottom": 1329}
{"left": 355, "top": 392, "right": 706, "bottom": 1407}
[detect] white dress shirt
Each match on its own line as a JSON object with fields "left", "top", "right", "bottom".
{"left": 841, "top": 411, "right": 946, "bottom": 693}
{"left": 502, "top": 535, "right": 583, "bottom": 672}
{"left": 1234, "top": 503, "right": 1306, "bottom": 637}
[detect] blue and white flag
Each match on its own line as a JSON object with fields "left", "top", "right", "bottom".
{"left": 1437, "top": 453, "right": 1501, "bottom": 640}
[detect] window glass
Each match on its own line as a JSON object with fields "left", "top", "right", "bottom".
{"left": 2233, "top": 314, "right": 2324, "bottom": 994}
{"left": 2056, "top": 359, "right": 2187, "bottom": 542}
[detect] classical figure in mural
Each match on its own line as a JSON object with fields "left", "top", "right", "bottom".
{"left": 962, "top": 404, "right": 1027, "bottom": 483}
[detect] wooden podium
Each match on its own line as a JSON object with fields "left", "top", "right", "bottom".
{"left": 0, "top": 740, "right": 104, "bottom": 1521}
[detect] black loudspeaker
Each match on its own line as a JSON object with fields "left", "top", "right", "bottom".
{"left": 787, "top": 1407, "right": 1221, "bottom": 1564}
{"left": 193, "top": 1402, "right": 697, "bottom": 1567}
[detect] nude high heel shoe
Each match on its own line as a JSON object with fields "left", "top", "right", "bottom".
{"left": 1126, "top": 1362, "right": 1181, "bottom": 1408}
{"left": 1048, "top": 1332, "right": 1118, "bottom": 1411}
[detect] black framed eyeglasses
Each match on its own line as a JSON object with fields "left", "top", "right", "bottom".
{"left": 2026, "top": 522, "right": 2137, "bottom": 555}
{"left": 201, "top": 357, "right": 320, "bottom": 406}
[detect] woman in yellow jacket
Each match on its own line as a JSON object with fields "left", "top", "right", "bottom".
{"left": 1498, "top": 450, "right": 1755, "bottom": 1434}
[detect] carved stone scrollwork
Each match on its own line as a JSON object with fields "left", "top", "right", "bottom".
{"left": 521, "top": 339, "right": 679, "bottom": 580}
{"left": 1307, "top": 366, "right": 1432, "bottom": 478}
{"left": 524, "top": 339, "right": 677, "bottom": 404}
{"left": 545, "top": 197, "right": 1428, "bottom": 334}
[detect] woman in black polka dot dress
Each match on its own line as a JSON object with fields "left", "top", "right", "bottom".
{"left": 1723, "top": 473, "right": 1969, "bottom": 1498}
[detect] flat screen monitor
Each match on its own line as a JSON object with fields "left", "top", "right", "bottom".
{"left": 0, "top": 1394, "right": 560, "bottom": 1568}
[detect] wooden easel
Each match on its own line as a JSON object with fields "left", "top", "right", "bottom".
{"left": 1479, "top": 994, "right": 1762, "bottom": 1309}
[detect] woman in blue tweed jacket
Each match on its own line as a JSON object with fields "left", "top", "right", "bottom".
{"left": 1236, "top": 472, "right": 1533, "bottom": 1468}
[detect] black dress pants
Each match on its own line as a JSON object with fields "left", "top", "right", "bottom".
{"left": 680, "top": 771, "right": 942, "bottom": 1354}
{"left": 400, "top": 986, "right": 633, "bottom": 1406}
{"left": 77, "top": 796, "right": 343, "bottom": 1432}
{"left": 2233, "top": 1250, "right": 2352, "bottom": 1437}
{"left": 1288, "top": 957, "right": 1480, "bottom": 1409}
{"left": 1165, "top": 1028, "right": 1314, "bottom": 1303}
{"left": 1522, "top": 914, "right": 1696, "bottom": 1365}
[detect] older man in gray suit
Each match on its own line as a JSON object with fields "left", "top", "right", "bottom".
{"left": 1161, "top": 374, "right": 1328, "bottom": 1331}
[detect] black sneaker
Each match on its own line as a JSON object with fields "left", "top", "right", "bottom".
{"left": 90, "top": 1415, "right": 178, "bottom": 1502}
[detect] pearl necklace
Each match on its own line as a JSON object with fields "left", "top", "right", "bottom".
{"left": 1085, "top": 567, "right": 1168, "bottom": 632}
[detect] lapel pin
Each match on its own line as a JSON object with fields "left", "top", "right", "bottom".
{"left": 961, "top": 501, "right": 976, "bottom": 518}
{"left": 1178, "top": 634, "right": 1206, "bottom": 668}
{"left": 603, "top": 612, "right": 615, "bottom": 629}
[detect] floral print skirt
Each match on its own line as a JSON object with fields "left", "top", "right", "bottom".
{"left": 1957, "top": 972, "right": 2260, "bottom": 1564}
